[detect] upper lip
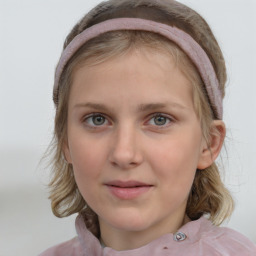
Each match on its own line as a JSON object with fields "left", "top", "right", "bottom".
{"left": 105, "top": 180, "right": 152, "bottom": 188}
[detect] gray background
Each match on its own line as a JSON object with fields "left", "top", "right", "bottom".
{"left": 0, "top": 0, "right": 255, "bottom": 255}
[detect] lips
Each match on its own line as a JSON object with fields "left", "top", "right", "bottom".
{"left": 105, "top": 180, "right": 153, "bottom": 200}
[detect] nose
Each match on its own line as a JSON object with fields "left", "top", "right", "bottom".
{"left": 109, "top": 124, "right": 143, "bottom": 169}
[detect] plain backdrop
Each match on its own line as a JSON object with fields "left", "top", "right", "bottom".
{"left": 0, "top": 0, "right": 255, "bottom": 255}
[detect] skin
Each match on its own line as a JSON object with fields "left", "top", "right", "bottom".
{"left": 64, "top": 48, "right": 225, "bottom": 250}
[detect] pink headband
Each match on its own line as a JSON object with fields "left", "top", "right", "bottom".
{"left": 54, "top": 18, "right": 223, "bottom": 119}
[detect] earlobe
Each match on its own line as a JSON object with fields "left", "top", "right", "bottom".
{"left": 197, "top": 120, "right": 226, "bottom": 170}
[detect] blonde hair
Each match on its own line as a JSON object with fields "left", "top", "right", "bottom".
{"left": 48, "top": 0, "right": 234, "bottom": 234}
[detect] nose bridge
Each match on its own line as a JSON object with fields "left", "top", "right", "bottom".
{"left": 109, "top": 121, "right": 142, "bottom": 168}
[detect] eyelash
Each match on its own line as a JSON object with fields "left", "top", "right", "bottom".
{"left": 83, "top": 113, "right": 110, "bottom": 128}
{"left": 82, "top": 113, "right": 174, "bottom": 129}
{"left": 148, "top": 113, "right": 174, "bottom": 128}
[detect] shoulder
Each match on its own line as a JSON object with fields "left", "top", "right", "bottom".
{"left": 197, "top": 218, "right": 256, "bottom": 256}
{"left": 38, "top": 237, "right": 83, "bottom": 256}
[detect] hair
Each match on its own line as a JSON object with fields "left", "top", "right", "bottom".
{"left": 48, "top": 0, "right": 234, "bottom": 236}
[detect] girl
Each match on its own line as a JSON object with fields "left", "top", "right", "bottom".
{"left": 40, "top": 0, "right": 256, "bottom": 255}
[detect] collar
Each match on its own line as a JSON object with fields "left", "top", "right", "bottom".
{"left": 75, "top": 214, "right": 213, "bottom": 256}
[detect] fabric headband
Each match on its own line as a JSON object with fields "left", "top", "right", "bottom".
{"left": 54, "top": 17, "right": 223, "bottom": 119}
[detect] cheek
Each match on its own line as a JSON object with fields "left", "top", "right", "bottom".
{"left": 68, "top": 135, "right": 107, "bottom": 188}
{"left": 68, "top": 129, "right": 107, "bottom": 166}
{"left": 69, "top": 142, "right": 104, "bottom": 206}
{"left": 149, "top": 136, "right": 200, "bottom": 191}
{"left": 152, "top": 146, "right": 196, "bottom": 208}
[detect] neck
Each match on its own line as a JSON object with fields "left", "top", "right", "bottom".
{"left": 99, "top": 213, "right": 190, "bottom": 251}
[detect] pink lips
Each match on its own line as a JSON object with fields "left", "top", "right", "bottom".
{"left": 105, "top": 180, "right": 153, "bottom": 200}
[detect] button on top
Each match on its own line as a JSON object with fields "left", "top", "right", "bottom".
{"left": 173, "top": 232, "right": 187, "bottom": 242}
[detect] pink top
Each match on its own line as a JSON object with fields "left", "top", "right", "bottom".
{"left": 39, "top": 215, "right": 256, "bottom": 256}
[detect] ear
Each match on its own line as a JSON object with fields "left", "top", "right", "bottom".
{"left": 62, "top": 139, "right": 72, "bottom": 164}
{"left": 197, "top": 120, "right": 226, "bottom": 169}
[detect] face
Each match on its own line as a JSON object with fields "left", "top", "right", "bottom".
{"left": 64, "top": 49, "right": 208, "bottom": 241}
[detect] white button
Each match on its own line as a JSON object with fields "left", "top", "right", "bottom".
{"left": 173, "top": 232, "right": 187, "bottom": 242}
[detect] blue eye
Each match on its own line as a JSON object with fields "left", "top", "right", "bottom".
{"left": 148, "top": 114, "right": 172, "bottom": 126}
{"left": 84, "top": 114, "right": 107, "bottom": 126}
{"left": 153, "top": 115, "right": 167, "bottom": 125}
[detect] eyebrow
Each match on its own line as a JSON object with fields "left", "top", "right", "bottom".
{"left": 137, "top": 103, "right": 186, "bottom": 112}
{"left": 74, "top": 102, "right": 109, "bottom": 111}
{"left": 73, "top": 102, "right": 187, "bottom": 112}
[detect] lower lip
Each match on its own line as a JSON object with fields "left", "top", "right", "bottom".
{"left": 106, "top": 185, "right": 152, "bottom": 200}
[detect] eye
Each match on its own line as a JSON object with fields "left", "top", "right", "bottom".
{"left": 148, "top": 114, "right": 173, "bottom": 127}
{"left": 83, "top": 114, "right": 109, "bottom": 127}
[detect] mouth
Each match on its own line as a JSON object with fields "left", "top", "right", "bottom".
{"left": 104, "top": 180, "right": 153, "bottom": 200}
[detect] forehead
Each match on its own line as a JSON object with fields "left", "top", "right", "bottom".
{"left": 69, "top": 49, "right": 195, "bottom": 112}
{"left": 70, "top": 36, "right": 201, "bottom": 89}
